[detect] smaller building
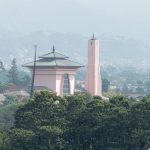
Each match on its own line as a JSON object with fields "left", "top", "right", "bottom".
{"left": 24, "top": 47, "right": 83, "bottom": 96}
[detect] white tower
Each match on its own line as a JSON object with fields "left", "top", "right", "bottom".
{"left": 85, "top": 35, "right": 102, "bottom": 96}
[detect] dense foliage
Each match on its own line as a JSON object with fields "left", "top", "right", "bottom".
{"left": 0, "top": 59, "right": 31, "bottom": 91}
{"left": 1, "top": 91, "right": 150, "bottom": 150}
{"left": 8, "top": 58, "right": 19, "bottom": 85}
{"left": 0, "top": 103, "right": 20, "bottom": 130}
{"left": 102, "top": 78, "right": 110, "bottom": 92}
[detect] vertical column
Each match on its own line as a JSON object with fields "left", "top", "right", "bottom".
{"left": 85, "top": 37, "right": 102, "bottom": 96}
{"left": 56, "top": 74, "right": 63, "bottom": 96}
{"left": 69, "top": 74, "right": 75, "bottom": 95}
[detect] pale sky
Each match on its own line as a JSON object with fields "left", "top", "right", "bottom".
{"left": 0, "top": 0, "right": 150, "bottom": 39}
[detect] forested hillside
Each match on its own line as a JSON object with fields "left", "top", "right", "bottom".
{"left": 1, "top": 29, "right": 150, "bottom": 68}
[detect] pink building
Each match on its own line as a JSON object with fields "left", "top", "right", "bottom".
{"left": 85, "top": 35, "right": 102, "bottom": 96}
{"left": 24, "top": 47, "right": 83, "bottom": 96}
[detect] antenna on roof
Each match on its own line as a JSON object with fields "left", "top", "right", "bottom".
{"left": 30, "top": 45, "right": 37, "bottom": 98}
{"left": 52, "top": 45, "right": 55, "bottom": 52}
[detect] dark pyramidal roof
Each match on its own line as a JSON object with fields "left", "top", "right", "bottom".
{"left": 23, "top": 47, "right": 83, "bottom": 68}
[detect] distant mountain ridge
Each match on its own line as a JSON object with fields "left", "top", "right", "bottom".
{"left": 0, "top": 29, "right": 150, "bottom": 69}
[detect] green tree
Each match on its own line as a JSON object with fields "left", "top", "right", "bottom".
{"left": 65, "top": 95, "right": 135, "bottom": 150}
{"left": 145, "top": 81, "right": 150, "bottom": 92}
{"left": 8, "top": 58, "right": 19, "bottom": 85}
{"left": 21, "top": 74, "right": 31, "bottom": 86}
{"left": 0, "top": 103, "right": 20, "bottom": 130}
{"left": 5, "top": 91, "right": 150, "bottom": 150}
{"left": 102, "top": 78, "right": 110, "bottom": 92}
{"left": 0, "top": 130, "right": 9, "bottom": 150}
{"left": 136, "top": 87, "right": 145, "bottom": 94}
{"left": 65, "top": 94, "right": 88, "bottom": 150}
{"left": 129, "top": 99, "right": 150, "bottom": 150}
{"left": 0, "top": 83, "right": 8, "bottom": 93}
{"left": 9, "top": 91, "right": 68, "bottom": 150}
{"left": 3, "top": 95, "right": 19, "bottom": 106}
{"left": 9, "top": 129, "right": 37, "bottom": 150}
{"left": 122, "top": 84, "right": 130, "bottom": 94}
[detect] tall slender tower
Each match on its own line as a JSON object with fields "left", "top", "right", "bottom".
{"left": 85, "top": 35, "right": 102, "bottom": 96}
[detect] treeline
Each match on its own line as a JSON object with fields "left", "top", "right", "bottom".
{"left": 0, "top": 58, "right": 31, "bottom": 93}
{"left": 7, "top": 58, "right": 31, "bottom": 86}
{"left": 0, "top": 91, "right": 150, "bottom": 150}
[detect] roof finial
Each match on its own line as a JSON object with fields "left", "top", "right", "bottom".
{"left": 52, "top": 45, "right": 55, "bottom": 52}
{"left": 91, "top": 33, "right": 96, "bottom": 40}
{"left": 93, "top": 33, "right": 95, "bottom": 39}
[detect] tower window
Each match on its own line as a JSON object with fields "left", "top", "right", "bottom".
{"left": 63, "top": 74, "right": 70, "bottom": 96}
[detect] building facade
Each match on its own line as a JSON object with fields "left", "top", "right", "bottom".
{"left": 24, "top": 47, "right": 83, "bottom": 96}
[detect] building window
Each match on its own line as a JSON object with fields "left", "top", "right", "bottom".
{"left": 63, "top": 74, "right": 70, "bottom": 96}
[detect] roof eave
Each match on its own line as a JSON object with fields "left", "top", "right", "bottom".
{"left": 23, "top": 65, "right": 84, "bottom": 68}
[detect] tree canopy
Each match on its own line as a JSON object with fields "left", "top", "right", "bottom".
{"left": 1, "top": 91, "right": 150, "bottom": 150}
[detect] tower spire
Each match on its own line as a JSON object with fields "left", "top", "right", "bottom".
{"left": 91, "top": 33, "right": 96, "bottom": 40}
{"left": 52, "top": 45, "right": 55, "bottom": 52}
{"left": 93, "top": 33, "right": 95, "bottom": 39}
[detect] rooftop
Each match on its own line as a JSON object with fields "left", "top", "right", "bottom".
{"left": 23, "top": 46, "right": 84, "bottom": 68}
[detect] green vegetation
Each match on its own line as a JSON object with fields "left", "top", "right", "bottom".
{"left": 0, "top": 103, "right": 20, "bottom": 130}
{"left": 101, "top": 66, "right": 150, "bottom": 95}
{"left": 0, "top": 95, "right": 24, "bottom": 130}
{"left": 102, "top": 78, "right": 110, "bottom": 92}
{"left": 8, "top": 58, "right": 19, "bottom": 85}
{"left": 0, "top": 83, "right": 8, "bottom": 93}
{"left": 0, "top": 91, "right": 150, "bottom": 149}
{"left": 0, "top": 59, "right": 31, "bottom": 91}
{"left": 3, "top": 96, "right": 19, "bottom": 106}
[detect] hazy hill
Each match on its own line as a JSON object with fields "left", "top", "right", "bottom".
{"left": 0, "top": 29, "right": 150, "bottom": 69}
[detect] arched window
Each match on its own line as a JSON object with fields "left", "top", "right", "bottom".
{"left": 63, "top": 74, "right": 70, "bottom": 96}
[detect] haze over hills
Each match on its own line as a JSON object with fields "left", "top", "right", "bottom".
{"left": 0, "top": 28, "right": 150, "bottom": 69}
{"left": 1, "top": 0, "right": 150, "bottom": 70}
